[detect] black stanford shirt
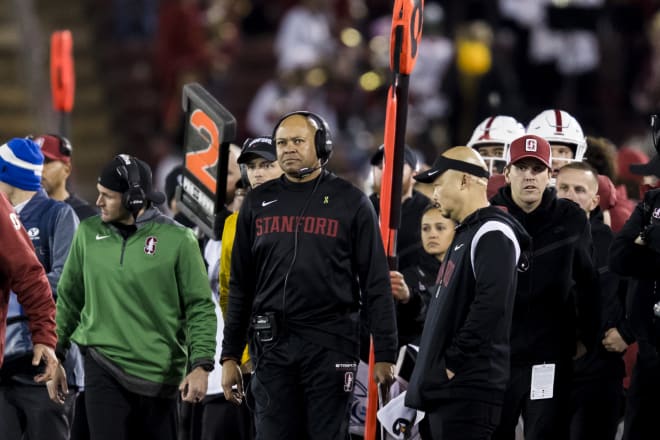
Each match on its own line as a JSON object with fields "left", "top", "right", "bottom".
{"left": 222, "top": 171, "right": 397, "bottom": 363}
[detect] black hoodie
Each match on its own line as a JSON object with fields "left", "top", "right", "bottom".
{"left": 490, "top": 186, "right": 600, "bottom": 366}
{"left": 406, "top": 205, "right": 530, "bottom": 410}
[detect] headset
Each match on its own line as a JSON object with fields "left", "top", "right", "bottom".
{"left": 272, "top": 111, "right": 333, "bottom": 161}
{"left": 25, "top": 134, "right": 72, "bottom": 158}
{"left": 115, "top": 154, "right": 145, "bottom": 214}
{"left": 48, "top": 133, "right": 73, "bottom": 157}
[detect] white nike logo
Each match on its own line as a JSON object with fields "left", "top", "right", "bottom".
{"left": 261, "top": 199, "right": 278, "bottom": 207}
{"left": 96, "top": 234, "right": 111, "bottom": 240}
{"left": 427, "top": 170, "right": 439, "bottom": 177}
{"left": 454, "top": 243, "right": 464, "bottom": 251}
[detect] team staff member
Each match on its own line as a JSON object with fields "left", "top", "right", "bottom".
{"left": 221, "top": 111, "right": 397, "bottom": 440}
{"left": 197, "top": 137, "right": 282, "bottom": 440}
{"left": 33, "top": 133, "right": 93, "bottom": 440}
{"left": 35, "top": 134, "right": 98, "bottom": 220}
{"left": 490, "top": 135, "right": 600, "bottom": 440}
{"left": 219, "top": 137, "right": 283, "bottom": 317}
{"left": 0, "top": 191, "right": 66, "bottom": 394}
{"left": 55, "top": 154, "right": 217, "bottom": 440}
{"left": 405, "top": 147, "right": 529, "bottom": 439}
{"left": 556, "top": 162, "right": 628, "bottom": 440}
{"left": 609, "top": 168, "right": 660, "bottom": 440}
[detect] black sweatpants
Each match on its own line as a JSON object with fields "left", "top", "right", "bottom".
{"left": 569, "top": 376, "right": 623, "bottom": 440}
{"left": 425, "top": 399, "right": 502, "bottom": 440}
{"left": 70, "top": 391, "right": 90, "bottom": 440}
{"left": 250, "top": 332, "right": 357, "bottom": 440}
{"left": 623, "top": 354, "right": 660, "bottom": 440}
{"left": 84, "top": 352, "right": 178, "bottom": 440}
{"left": 492, "top": 361, "right": 572, "bottom": 440}
{"left": 0, "top": 381, "right": 75, "bottom": 440}
{"left": 199, "top": 392, "right": 254, "bottom": 440}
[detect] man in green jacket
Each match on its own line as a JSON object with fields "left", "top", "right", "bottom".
{"left": 55, "top": 154, "right": 217, "bottom": 440}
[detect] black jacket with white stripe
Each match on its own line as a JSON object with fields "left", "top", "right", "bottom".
{"left": 406, "top": 205, "right": 530, "bottom": 410}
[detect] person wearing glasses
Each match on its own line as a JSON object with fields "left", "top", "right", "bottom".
{"left": 33, "top": 134, "right": 98, "bottom": 220}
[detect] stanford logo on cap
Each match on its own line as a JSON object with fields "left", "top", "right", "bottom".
{"left": 144, "top": 236, "right": 158, "bottom": 255}
{"left": 525, "top": 138, "right": 538, "bottom": 152}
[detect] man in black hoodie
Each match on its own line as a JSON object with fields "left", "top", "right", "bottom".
{"left": 406, "top": 146, "right": 529, "bottom": 439}
{"left": 490, "top": 134, "right": 600, "bottom": 440}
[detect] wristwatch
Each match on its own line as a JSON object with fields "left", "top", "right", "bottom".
{"left": 200, "top": 363, "right": 214, "bottom": 372}
{"left": 192, "top": 360, "right": 215, "bottom": 372}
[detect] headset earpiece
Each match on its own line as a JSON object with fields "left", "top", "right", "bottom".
{"left": 48, "top": 133, "right": 72, "bottom": 156}
{"left": 273, "top": 111, "right": 333, "bottom": 160}
{"left": 116, "top": 154, "right": 145, "bottom": 214}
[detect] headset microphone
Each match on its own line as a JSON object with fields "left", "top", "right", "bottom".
{"left": 293, "top": 158, "right": 329, "bottom": 179}
{"left": 294, "top": 166, "right": 320, "bottom": 179}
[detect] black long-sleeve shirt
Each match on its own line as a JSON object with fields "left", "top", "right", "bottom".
{"left": 610, "top": 188, "right": 660, "bottom": 354}
{"left": 574, "top": 207, "right": 626, "bottom": 382}
{"left": 222, "top": 171, "right": 398, "bottom": 363}
{"left": 490, "top": 187, "right": 600, "bottom": 365}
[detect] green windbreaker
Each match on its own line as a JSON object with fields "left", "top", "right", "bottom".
{"left": 56, "top": 208, "right": 216, "bottom": 386}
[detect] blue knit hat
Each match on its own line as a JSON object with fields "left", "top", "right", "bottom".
{"left": 0, "top": 138, "right": 44, "bottom": 191}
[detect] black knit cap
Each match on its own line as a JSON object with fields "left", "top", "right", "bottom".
{"left": 98, "top": 155, "right": 166, "bottom": 205}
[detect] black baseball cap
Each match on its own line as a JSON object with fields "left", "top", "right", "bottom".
{"left": 238, "top": 137, "right": 276, "bottom": 164}
{"left": 370, "top": 144, "right": 419, "bottom": 170}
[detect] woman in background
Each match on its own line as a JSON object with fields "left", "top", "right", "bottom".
{"left": 391, "top": 204, "right": 456, "bottom": 348}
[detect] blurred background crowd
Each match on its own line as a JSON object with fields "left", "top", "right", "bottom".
{"left": 0, "top": 0, "right": 659, "bottom": 203}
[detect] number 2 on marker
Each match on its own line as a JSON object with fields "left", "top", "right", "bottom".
{"left": 186, "top": 109, "right": 219, "bottom": 193}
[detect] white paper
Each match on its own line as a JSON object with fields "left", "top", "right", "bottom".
{"left": 530, "top": 363, "right": 555, "bottom": 400}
